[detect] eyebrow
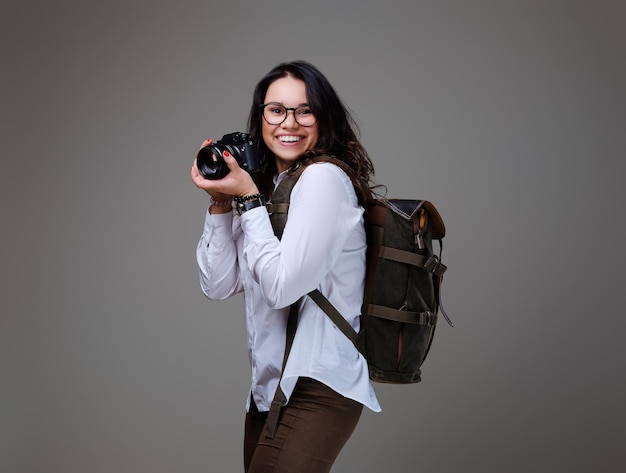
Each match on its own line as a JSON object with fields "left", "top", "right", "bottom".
{"left": 265, "top": 101, "right": 310, "bottom": 107}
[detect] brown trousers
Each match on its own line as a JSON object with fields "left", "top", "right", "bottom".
{"left": 244, "top": 377, "right": 363, "bottom": 473}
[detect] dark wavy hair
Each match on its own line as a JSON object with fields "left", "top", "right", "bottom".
{"left": 247, "top": 60, "right": 375, "bottom": 203}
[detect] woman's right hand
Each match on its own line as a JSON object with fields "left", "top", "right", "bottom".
{"left": 191, "top": 139, "right": 231, "bottom": 200}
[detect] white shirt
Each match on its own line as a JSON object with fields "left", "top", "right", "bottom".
{"left": 196, "top": 162, "right": 381, "bottom": 413}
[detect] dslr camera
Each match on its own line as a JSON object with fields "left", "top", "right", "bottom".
{"left": 196, "top": 132, "right": 261, "bottom": 180}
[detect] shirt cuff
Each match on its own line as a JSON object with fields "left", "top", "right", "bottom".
{"left": 203, "top": 208, "right": 234, "bottom": 241}
{"left": 239, "top": 206, "right": 275, "bottom": 241}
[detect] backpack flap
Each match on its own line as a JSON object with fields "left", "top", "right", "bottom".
{"left": 379, "top": 199, "right": 446, "bottom": 240}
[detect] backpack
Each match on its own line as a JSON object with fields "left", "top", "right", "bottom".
{"left": 264, "top": 155, "right": 453, "bottom": 437}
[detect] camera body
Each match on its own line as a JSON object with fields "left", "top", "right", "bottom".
{"left": 196, "top": 132, "right": 261, "bottom": 180}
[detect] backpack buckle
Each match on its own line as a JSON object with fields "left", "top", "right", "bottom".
{"left": 424, "top": 256, "right": 441, "bottom": 273}
{"left": 424, "top": 256, "right": 447, "bottom": 277}
{"left": 419, "top": 311, "right": 436, "bottom": 326}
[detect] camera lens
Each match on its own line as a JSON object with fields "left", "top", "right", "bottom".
{"left": 196, "top": 145, "right": 229, "bottom": 180}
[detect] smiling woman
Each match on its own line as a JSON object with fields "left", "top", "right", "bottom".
{"left": 260, "top": 76, "right": 320, "bottom": 173}
{"left": 190, "top": 60, "right": 378, "bottom": 472}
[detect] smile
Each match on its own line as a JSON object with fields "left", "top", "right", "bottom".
{"left": 278, "top": 136, "right": 302, "bottom": 143}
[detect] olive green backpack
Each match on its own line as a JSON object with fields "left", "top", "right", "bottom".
{"left": 264, "top": 155, "right": 453, "bottom": 437}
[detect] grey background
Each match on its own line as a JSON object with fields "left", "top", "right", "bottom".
{"left": 2, "top": 0, "right": 625, "bottom": 472}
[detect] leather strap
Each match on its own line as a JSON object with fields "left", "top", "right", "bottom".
{"left": 265, "top": 302, "right": 299, "bottom": 438}
{"left": 235, "top": 195, "right": 266, "bottom": 215}
{"left": 376, "top": 245, "right": 447, "bottom": 277}
{"left": 266, "top": 202, "right": 290, "bottom": 215}
{"left": 367, "top": 304, "right": 436, "bottom": 326}
{"left": 308, "top": 290, "right": 360, "bottom": 345}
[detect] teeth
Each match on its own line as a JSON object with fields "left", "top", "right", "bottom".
{"left": 278, "top": 136, "right": 301, "bottom": 142}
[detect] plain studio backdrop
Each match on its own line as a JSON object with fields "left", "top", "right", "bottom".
{"left": 1, "top": 1, "right": 625, "bottom": 472}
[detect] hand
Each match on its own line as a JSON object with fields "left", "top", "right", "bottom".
{"left": 191, "top": 139, "right": 230, "bottom": 201}
{"left": 190, "top": 138, "right": 259, "bottom": 199}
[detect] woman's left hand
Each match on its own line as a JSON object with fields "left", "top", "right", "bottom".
{"left": 191, "top": 141, "right": 260, "bottom": 198}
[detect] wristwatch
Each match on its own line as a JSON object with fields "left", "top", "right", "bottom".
{"left": 234, "top": 194, "right": 266, "bottom": 215}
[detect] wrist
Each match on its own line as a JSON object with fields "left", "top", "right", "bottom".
{"left": 238, "top": 184, "right": 260, "bottom": 198}
{"left": 233, "top": 193, "right": 266, "bottom": 215}
{"left": 233, "top": 193, "right": 264, "bottom": 204}
{"left": 210, "top": 196, "right": 233, "bottom": 206}
{"left": 209, "top": 196, "right": 233, "bottom": 214}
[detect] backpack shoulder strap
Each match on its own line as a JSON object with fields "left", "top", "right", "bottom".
{"left": 265, "top": 156, "right": 364, "bottom": 438}
{"left": 266, "top": 161, "right": 306, "bottom": 239}
{"left": 267, "top": 155, "right": 356, "bottom": 238}
{"left": 308, "top": 289, "right": 364, "bottom": 354}
{"left": 265, "top": 302, "right": 298, "bottom": 439}
{"left": 267, "top": 154, "right": 369, "bottom": 352}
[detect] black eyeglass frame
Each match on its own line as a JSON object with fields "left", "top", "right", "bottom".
{"left": 259, "top": 102, "right": 317, "bottom": 127}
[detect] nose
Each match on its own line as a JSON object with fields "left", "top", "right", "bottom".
{"left": 281, "top": 109, "right": 299, "bottom": 127}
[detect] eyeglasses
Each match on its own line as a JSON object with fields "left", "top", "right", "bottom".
{"left": 260, "top": 102, "right": 317, "bottom": 127}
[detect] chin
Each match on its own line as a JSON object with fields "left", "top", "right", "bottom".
{"left": 273, "top": 147, "right": 306, "bottom": 161}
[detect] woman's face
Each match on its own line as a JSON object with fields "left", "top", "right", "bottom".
{"left": 262, "top": 75, "right": 319, "bottom": 173}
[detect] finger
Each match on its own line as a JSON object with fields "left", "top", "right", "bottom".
{"left": 191, "top": 165, "right": 204, "bottom": 184}
{"left": 223, "top": 150, "right": 240, "bottom": 171}
{"left": 191, "top": 156, "right": 200, "bottom": 176}
{"left": 200, "top": 138, "right": 213, "bottom": 148}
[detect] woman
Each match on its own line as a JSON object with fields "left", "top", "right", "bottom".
{"left": 191, "top": 60, "right": 380, "bottom": 472}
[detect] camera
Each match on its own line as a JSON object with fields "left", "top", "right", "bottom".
{"left": 196, "top": 132, "right": 261, "bottom": 180}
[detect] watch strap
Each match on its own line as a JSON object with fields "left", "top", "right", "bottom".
{"left": 236, "top": 194, "right": 266, "bottom": 214}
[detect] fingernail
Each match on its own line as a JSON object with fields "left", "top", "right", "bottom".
{"left": 223, "top": 150, "right": 231, "bottom": 157}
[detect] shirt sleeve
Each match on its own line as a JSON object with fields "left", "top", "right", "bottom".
{"left": 196, "top": 209, "right": 243, "bottom": 299}
{"left": 240, "top": 163, "right": 363, "bottom": 309}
